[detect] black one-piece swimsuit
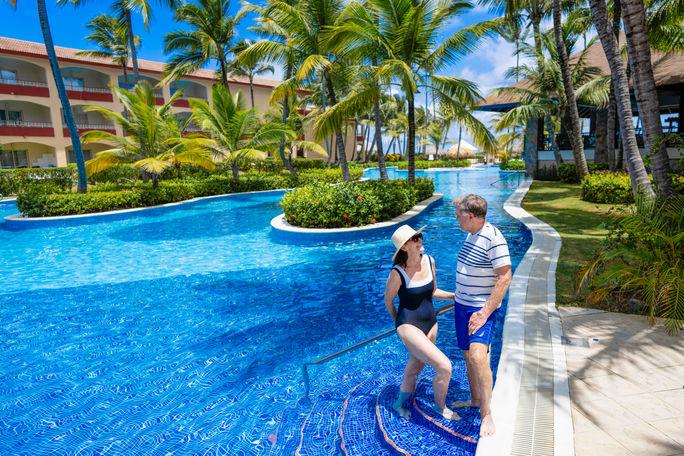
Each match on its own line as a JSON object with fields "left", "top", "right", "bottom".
{"left": 393, "top": 255, "right": 437, "bottom": 335}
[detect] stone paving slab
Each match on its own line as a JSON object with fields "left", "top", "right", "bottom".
{"left": 559, "top": 307, "right": 684, "bottom": 456}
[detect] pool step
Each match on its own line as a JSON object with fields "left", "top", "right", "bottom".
{"left": 374, "top": 376, "right": 480, "bottom": 456}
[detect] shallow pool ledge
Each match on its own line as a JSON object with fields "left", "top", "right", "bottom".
{"left": 476, "top": 178, "right": 573, "bottom": 456}
{"left": 270, "top": 192, "right": 443, "bottom": 240}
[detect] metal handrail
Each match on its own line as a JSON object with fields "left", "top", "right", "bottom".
{"left": 301, "top": 303, "right": 454, "bottom": 398}
{"left": 490, "top": 172, "right": 523, "bottom": 187}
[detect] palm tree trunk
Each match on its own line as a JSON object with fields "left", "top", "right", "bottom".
{"left": 553, "top": 0, "right": 588, "bottom": 179}
{"left": 373, "top": 90, "right": 388, "bottom": 180}
{"left": 176, "top": 163, "right": 183, "bottom": 179}
{"left": 545, "top": 115, "right": 563, "bottom": 166}
{"left": 232, "top": 160, "right": 239, "bottom": 180}
{"left": 607, "top": 0, "right": 621, "bottom": 171}
{"left": 456, "top": 126, "right": 462, "bottom": 161}
{"left": 589, "top": 0, "right": 654, "bottom": 200}
{"left": 37, "top": 0, "right": 88, "bottom": 194}
{"left": 620, "top": 0, "right": 673, "bottom": 195}
{"left": 324, "top": 72, "right": 351, "bottom": 181}
{"left": 280, "top": 64, "right": 297, "bottom": 177}
{"left": 249, "top": 74, "right": 255, "bottom": 108}
{"left": 407, "top": 96, "right": 416, "bottom": 185}
{"left": 125, "top": 9, "right": 139, "bottom": 84}
{"left": 217, "top": 52, "right": 231, "bottom": 92}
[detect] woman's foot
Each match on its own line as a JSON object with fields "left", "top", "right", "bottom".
{"left": 433, "top": 405, "right": 461, "bottom": 421}
{"left": 480, "top": 412, "right": 495, "bottom": 437}
{"left": 393, "top": 391, "right": 412, "bottom": 419}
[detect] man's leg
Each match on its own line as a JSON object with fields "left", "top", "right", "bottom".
{"left": 452, "top": 349, "right": 481, "bottom": 408}
{"left": 469, "top": 342, "right": 495, "bottom": 437}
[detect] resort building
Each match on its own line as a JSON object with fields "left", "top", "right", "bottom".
{"left": 477, "top": 35, "right": 684, "bottom": 174}
{"left": 0, "top": 36, "right": 359, "bottom": 169}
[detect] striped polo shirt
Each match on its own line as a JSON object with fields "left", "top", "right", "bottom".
{"left": 455, "top": 222, "right": 511, "bottom": 308}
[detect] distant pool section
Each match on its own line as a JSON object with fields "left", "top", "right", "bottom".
{"left": 0, "top": 166, "right": 531, "bottom": 455}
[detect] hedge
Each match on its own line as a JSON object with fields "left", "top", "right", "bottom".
{"left": 557, "top": 163, "right": 609, "bottom": 183}
{"left": 581, "top": 172, "right": 684, "bottom": 204}
{"left": 280, "top": 177, "right": 435, "bottom": 228}
{"left": 499, "top": 160, "right": 525, "bottom": 171}
{"left": 396, "top": 160, "right": 470, "bottom": 170}
{"left": 16, "top": 168, "right": 364, "bottom": 217}
{"left": 0, "top": 167, "right": 75, "bottom": 195}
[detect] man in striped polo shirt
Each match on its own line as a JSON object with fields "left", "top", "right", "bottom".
{"left": 451, "top": 194, "right": 512, "bottom": 438}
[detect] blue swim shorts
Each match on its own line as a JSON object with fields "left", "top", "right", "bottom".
{"left": 454, "top": 302, "right": 498, "bottom": 351}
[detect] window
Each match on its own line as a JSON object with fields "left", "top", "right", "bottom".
{"left": 0, "top": 109, "right": 22, "bottom": 126}
{"left": 67, "top": 149, "right": 92, "bottom": 164}
{"left": 0, "top": 69, "right": 17, "bottom": 84}
{"left": 63, "top": 77, "right": 84, "bottom": 91}
{"left": 0, "top": 150, "right": 28, "bottom": 169}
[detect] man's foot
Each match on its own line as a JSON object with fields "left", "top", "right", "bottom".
{"left": 433, "top": 405, "right": 461, "bottom": 421}
{"left": 393, "top": 403, "right": 411, "bottom": 419}
{"left": 479, "top": 413, "right": 495, "bottom": 437}
{"left": 451, "top": 399, "right": 480, "bottom": 408}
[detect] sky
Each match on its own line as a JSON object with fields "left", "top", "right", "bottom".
{"left": 0, "top": 1, "right": 523, "bottom": 150}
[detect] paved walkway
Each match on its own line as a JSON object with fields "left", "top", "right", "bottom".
{"left": 560, "top": 308, "right": 684, "bottom": 455}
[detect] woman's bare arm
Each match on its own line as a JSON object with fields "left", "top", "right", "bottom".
{"left": 384, "top": 269, "right": 401, "bottom": 322}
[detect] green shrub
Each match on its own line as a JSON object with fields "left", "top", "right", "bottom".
{"left": 580, "top": 172, "right": 634, "bottom": 204}
{"left": 88, "top": 165, "right": 140, "bottom": 184}
{"left": 385, "top": 154, "right": 403, "bottom": 162}
{"left": 17, "top": 188, "right": 143, "bottom": 217}
{"left": 280, "top": 177, "right": 435, "bottom": 228}
{"left": 557, "top": 162, "right": 609, "bottom": 183}
{"left": 396, "top": 160, "right": 469, "bottom": 169}
{"left": 0, "top": 167, "right": 75, "bottom": 195}
{"left": 499, "top": 160, "right": 525, "bottom": 171}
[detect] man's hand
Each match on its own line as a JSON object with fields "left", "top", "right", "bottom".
{"left": 468, "top": 310, "right": 489, "bottom": 335}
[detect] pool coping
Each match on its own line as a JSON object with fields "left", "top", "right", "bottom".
{"left": 475, "top": 178, "right": 573, "bottom": 456}
{"left": 270, "top": 192, "right": 444, "bottom": 236}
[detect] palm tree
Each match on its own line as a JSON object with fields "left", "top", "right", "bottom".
{"left": 163, "top": 0, "right": 241, "bottom": 89}
{"left": 589, "top": 0, "right": 654, "bottom": 199}
{"left": 81, "top": 82, "right": 215, "bottom": 187}
{"left": 316, "top": 0, "right": 498, "bottom": 184}
{"left": 552, "top": 0, "right": 588, "bottom": 180}
{"left": 620, "top": 0, "right": 673, "bottom": 196}
{"left": 14, "top": 0, "right": 89, "bottom": 193}
{"left": 228, "top": 39, "right": 275, "bottom": 108}
{"left": 188, "top": 85, "right": 299, "bottom": 179}
{"left": 77, "top": 14, "right": 140, "bottom": 90}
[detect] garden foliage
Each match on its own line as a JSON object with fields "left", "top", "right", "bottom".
{"left": 280, "top": 178, "right": 435, "bottom": 228}
{"left": 577, "top": 193, "right": 684, "bottom": 334}
{"left": 557, "top": 163, "right": 609, "bottom": 183}
{"left": 498, "top": 160, "right": 525, "bottom": 170}
{"left": 0, "top": 168, "right": 75, "bottom": 195}
{"left": 396, "top": 160, "right": 469, "bottom": 170}
{"left": 580, "top": 172, "right": 635, "bottom": 204}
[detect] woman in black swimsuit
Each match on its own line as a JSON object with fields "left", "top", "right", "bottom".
{"left": 384, "top": 225, "right": 458, "bottom": 420}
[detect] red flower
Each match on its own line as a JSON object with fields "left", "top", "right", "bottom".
{"left": 43, "top": 205, "right": 47, "bottom": 209}
{"left": 326, "top": 204, "right": 330, "bottom": 209}
{"left": 357, "top": 196, "right": 363, "bottom": 201}
{"left": 371, "top": 219, "right": 376, "bottom": 224}
{"left": 343, "top": 214, "right": 349, "bottom": 219}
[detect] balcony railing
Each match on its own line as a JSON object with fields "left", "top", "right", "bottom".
{"left": 64, "top": 84, "right": 114, "bottom": 102}
{"left": 0, "top": 78, "right": 50, "bottom": 97}
{"left": 0, "top": 120, "right": 54, "bottom": 137}
{"left": 62, "top": 123, "right": 116, "bottom": 136}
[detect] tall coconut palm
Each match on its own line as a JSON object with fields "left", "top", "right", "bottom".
{"left": 620, "top": 0, "right": 673, "bottom": 195}
{"left": 228, "top": 39, "right": 275, "bottom": 108}
{"left": 589, "top": 0, "right": 654, "bottom": 199}
{"left": 14, "top": 0, "right": 89, "bottom": 193}
{"left": 316, "top": 0, "right": 498, "bottom": 184}
{"left": 77, "top": 14, "right": 140, "bottom": 89}
{"left": 552, "top": 0, "right": 588, "bottom": 179}
{"left": 163, "top": 0, "right": 241, "bottom": 89}
{"left": 81, "top": 82, "right": 215, "bottom": 187}
{"left": 188, "top": 85, "right": 298, "bottom": 179}
{"left": 238, "top": 0, "right": 306, "bottom": 177}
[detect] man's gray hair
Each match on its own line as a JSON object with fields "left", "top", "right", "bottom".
{"left": 454, "top": 194, "right": 487, "bottom": 218}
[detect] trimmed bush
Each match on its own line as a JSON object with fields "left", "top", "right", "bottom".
{"left": 0, "top": 167, "right": 75, "bottom": 195}
{"left": 580, "top": 172, "right": 634, "bottom": 204}
{"left": 396, "top": 160, "right": 470, "bottom": 170}
{"left": 280, "top": 177, "right": 435, "bottom": 228}
{"left": 499, "top": 160, "right": 525, "bottom": 171}
{"left": 557, "top": 163, "right": 609, "bottom": 183}
{"left": 88, "top": 165, "right": 140, "bottom": 184}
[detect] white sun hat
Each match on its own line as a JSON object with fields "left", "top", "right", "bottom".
{"left": 391, "top": 224, "right": 426, "bottom": 262}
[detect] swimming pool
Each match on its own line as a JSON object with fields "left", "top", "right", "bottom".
{"left": 0, "top": 167, "right": 530, "bottom": 455}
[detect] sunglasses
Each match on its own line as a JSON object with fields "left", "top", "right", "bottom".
{"left": 410, "top": 233, "right": 423, "bottom": 242}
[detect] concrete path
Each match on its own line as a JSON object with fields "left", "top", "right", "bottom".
{"left": 560, "top": 308, "right": 684, "bottom": 455}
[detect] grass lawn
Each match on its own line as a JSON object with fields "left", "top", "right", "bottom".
{"left": 521, "top": 180, "right": 624, "bottom": 309}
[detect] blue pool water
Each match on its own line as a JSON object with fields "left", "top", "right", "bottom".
{"left": 0, "top": 167, "right": 530, "bottom": 455}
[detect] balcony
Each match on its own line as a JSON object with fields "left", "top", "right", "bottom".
{"left": 0, "top": 120, "right": 54, "bottom": 137}
{"left": 0, "top": 78, "right": 50, "bottom": 97}
{"left": 172, "top": 95, "right": 208, "bottom": 108}
{"left": 64, "top": 84, "right": 113, "bottom": 102}
{"left": 63, "top": 123, "right": 116, "bottom": 137}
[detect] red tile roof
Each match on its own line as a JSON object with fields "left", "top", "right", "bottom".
{"left": 0, "top": 36, "right": 281, "bottom": 89}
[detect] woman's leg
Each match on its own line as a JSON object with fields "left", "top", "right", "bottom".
{"left": 393, "top": 355, "right": 425, "bottom": 418}
{"left": 397, "top": 324, "right": 458, "bottom": 420}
